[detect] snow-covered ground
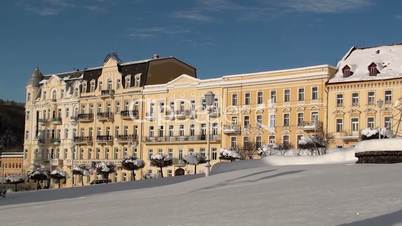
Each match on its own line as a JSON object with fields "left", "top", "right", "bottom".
{"left": 2, "top": 161, "right": 402, "bottom": 226}
{"left": 354, "top": 138, "right": 402, "bottom": 152}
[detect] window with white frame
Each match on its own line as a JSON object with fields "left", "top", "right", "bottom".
{"left": 312, "top": 87, "right": 318, "bottom": 100}
{"left": 256, "top": 115, "right": 262, "bottom": 128}
{"left": 256, "top": 136, "right": 262, "bottom": 148}
{"left": 125, "top": 75, "right": 131, "bottom": 89}
{"left": 149, "top": 126, "right": 154, "bottom": 137}
{"left": 190, "top": 124, "right": 195, "bottom": 136}
{"left": 367, "top": 117, "right": 375, "bottom": 129}
{"left": 298, "top": 88, "right": 305, "bottom": 101}
{"left": 82, "top": 81, "right": 87, "bottom": 93}
{"left": 231, "top": 137, "right": 237, "bottom": 148}
{"left": 336, "top": 119, "right": 343, "bottom": 132}
{"left": 368, "top": 91, "right": 375, "bottom": 105}
{"left": 232, "top": 94, "right": 238, "bottom": 106}
{"left": 244, "top": 93, "right": 251, "bottom": 105}
{"left": 107, "top": 79, "right": 112, "bottom": 90}
{"left": 257, "top": 91, "right": 263, "bottom": 105}
{"left": 270, "top": 90, "right": 276, "bottom": 103}
{"left": 179, "top": 125, "right": 184, "bottom": 136}
{"left": 297, "top": 112, "right": 304, "bottom": 126}
{"left": 269, "top": 114, "right": 275, "bottom": 129}
{"left": 169, "top": 125, "right": 174, "bottom": 137}
{"left": 336, "top": 94, "right": 343, "bottom": 107}
{"left": 212, "top": 148, "right": 217, "bottom": 160}
{"left": 283, "top": 113, "right": 290, "bottom": 127}
{"left": 352, "top": 93, "right": 359, "bottom": 106}
{"left": 244, "top": 116, "right": 250, "bottom": 128}
{"left": 148, "top": 149, "right": 153, "bottom": 160}
{"left": 284, "top": 89, "right": 290, "bottom": 103}
{"left": 311, "top": 112, "right": 319, "bottom": 124}
{"left": 134, "top": 74, "right": 141, "bottom": 87}
{"left": 384, "top": 117, "right": 392, "bottom": 130}
{"left": 90, "top": 80, "right": 96, "bottom": 92}
{"left": 116, "top": 79, "right": 121, "bottom": 89}
{"left": 243, "top": 137, "right": 249, "bottom": 147}
{"left": 351, "top": 118, "right": 359, "bottom": 132}
{"left": 269, "top": 136, "right": 275, "bottom": 144}
{"left": 385, "top": 90, "right": 392, "bottom": 104}
{"left": 283, "top": 135, "right": 289, "bottom": 145}
{"left": 212, "top": 123, "right": 218, "bottom": 135}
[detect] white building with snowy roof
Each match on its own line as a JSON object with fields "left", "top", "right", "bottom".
{"left": 327, "top": 43, "right": 402, "bottom": 148}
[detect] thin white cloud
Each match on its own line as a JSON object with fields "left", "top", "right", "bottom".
{"left": 172, "top": 0, "right": 374, "bottom": 22}
{"left": 128, "top": 27, "right": 191, "bottom": 39}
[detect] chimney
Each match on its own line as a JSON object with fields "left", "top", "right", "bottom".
{"left": 152, "top": 53, "right": 160, "bottom": 59}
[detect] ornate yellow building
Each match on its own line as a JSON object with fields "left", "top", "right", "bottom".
{"left": 327, "top": 44, "right": 402, "bottom": 148}
{"left": 23, "top": 44, "right": 402, "bottom": 187}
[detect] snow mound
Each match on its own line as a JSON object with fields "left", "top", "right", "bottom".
{"left": 263, "top": 149, "right": 357, "bottom": 166}
{"left": 354, "top": 138, "right": 402, "bottom": 153}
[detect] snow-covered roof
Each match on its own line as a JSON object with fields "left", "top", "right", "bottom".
{"left": 328, "top": 43, "right": 402, "bottom": 84}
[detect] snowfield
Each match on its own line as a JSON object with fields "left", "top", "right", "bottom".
{"left": 354, "top": 138, "right": 402, "bottom": 153}
{"left": 2, "top": 161, "right": 402, "bottom": 225}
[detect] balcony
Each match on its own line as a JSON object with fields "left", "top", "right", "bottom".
{"left": 38, "top": 118, "right": 48, "bottom": 126}
{"left": 96, "top": 135, "right": 113, "bottom": 144}
{"left": 63, "top": 159, "right": 72, "bottom": 166}
{"left": 301, "top": 121, "right": 322, "bottom": 131}
{"left": 51, "top": 159, "right": 63, "bottom": 166}
{"left": 51, "top": 138, "right": 61, "bottom": 145}
{"left": 51, "top": 117, "right": 62, "bottom": 125}
{"left": 334, "top": 131, "right": 360, "bottom": 141}
{"left": 73, "top": 136, "right": 93, "bottom": 145}
{"left": 101, "top": 89, "right": 115, "bottom": 98}
{"left": 97, "top": 112, "right": 114, "bottom": 122}
{"left": 116, "top": 134, "right": 138, "bottom": 144}
{"left": 145, "top": 135, "right": 221, "bottom": 144}
{"left": 223, "top": 125, "right": 241, "bottom": 134}
{"left": 165, "top": 111, "right": 175, "bottom": 120}
{"left": 145, "top": 113, "right": 154, "bottom": 121}
{"left": 209, "top": 108, "right": 220, "bottom": 118}
{"left": 121, "top": 110, "right": 139, "bottom": 119}
{"left": 77, "top": 113, "right": 94, "bottom": 122}
{"left": 175, "top": 110, "right": 190, "bottom": 120}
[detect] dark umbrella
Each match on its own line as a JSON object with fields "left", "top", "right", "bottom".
{"left": 5, "top": 175, "right": 25, "bottom": 192}
{"left": 121, "top": 156, "right": 145, "bottom": 181}
{"left": 28, "top": 169, "right": 49, "bottom": 190}
{"left": 183, "top": 153, "right": 207, "bottom": 175}
{"left": 50, "top": 170, "right": 66, "bottom": 188}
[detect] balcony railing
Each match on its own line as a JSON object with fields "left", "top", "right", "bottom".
{"left": 96, "top": 135, "right": 113, "bottom": 144}
{"left": 145, "top": 113, "right": 154, "bottom": 121}
{"left": 51, "top": 138, "right": 61, "bottom": 145}
{"left": 175, "top": 110, "right": 190, "bottom": 120}
{"left": 145, "top": 135, "right": 220, "bottom": 143}
{"left": 116, "top": 134, "right": 138, "bottom": 144}
{"left": 38, "top": 118, "right": 48, "bottom": 125}
{"left": 121, "top": 110, "right": 139, "bottom": 119}
{"left": 165, "top": 111, "right": 175, "bottom": 120}
{"left": 301, "top": 121, "right": 323, "bottom": 131}
{"left": 97, "top": 112, "right": 114, "bottom": 121}
{"left": 223, "top": 125, "right": 241, "bottom": 134}
{"left": 73, "top": 136, "right": 93, "bottom": 145}
{"left": 101, "top": 89, "right": 115, "bottom": 98}
{"left": 51, "top": 117, "right": 62, "bottom": 125}
{"left": 77, "top": 113, "right": 94, "bottom": 122}
{"left": 209, "top": 108, "right": 220, "bottom": 118}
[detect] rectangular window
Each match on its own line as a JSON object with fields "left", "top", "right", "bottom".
{"left": 232, "top": 94, "right": 238, "bottom": 106}
{"left": 243, "top": 137, "right": 249, "bottom": 148}
{"left": 283, "top": 113, "right": 290, "bottom": 127}
{"left": 312, "top": 87, "right": 318, "bottom": 100}
{"left": 351, "top": 118, "right": 359, "bottom": 132}
{"left": 367, "top": 117, "right": 375, "bottom": 129}
{"left": 148, "top": 149, "right": 153, "bottom": 160}
{"left": 256, "top": 115, "right": 262, "bottom": 128}
{"left": 257, "top": 91, "right": 263, "bottom": 105}
{"left": 384, "top": 117, "right": 392, "bottom": 130}
{"left": 244, "top": 116, "right": 250, "bottom": 128}
{"left": 149, "top": 126, "right": 154, "bottom": 137}
{"left": 231, "top": 137, "right": 237, "bottom": 148}
{"left": 179, "top": 149, "right": 183, "bottom": 160}
{"left": 169, "top": 125, "right": 174, "bottom": 137}
{"left": 368, "top": 91, "right": 375, "bottom": 105}
{"left": 269, "top": 114, "right": 275, "bottom": 129}
{"left": 352, "top": 93, "right": 359, "bottom": 106}
{"left": 284, "top": 89, "right": 290, "bottom": 103}
{"left": 256, "top": 136, "right": 262, "bottom": 149}
{"left": 336, "top": 94, "right": 343, "bottom": 107}
{"left": 270, "top": 91, "right": 276, "bottom": 103}
{"left": 298, "top": 88, "right": 305, "bottom": 101}
{"left": 311, "top": 112, "right": 319, "bottom": 124}
{"left": 336, "top": 119, "right": 343, "bottom": 132}
{"left": 385, "top": 90, "right": 392, "bottom": 104}
{"left": 297, "top": 113, "right": 304, "bottom": 126}
{"left": 283, "top": 135, "right": 289, "bottom": 145}
{"left": 244, "top": 93, "right": 251, "bottom": 105}
{"left": 269, "top": 136, "right": 275, "bottom": 144}
{"left": 212, "top": 148, "right": 217, "bottom": 160}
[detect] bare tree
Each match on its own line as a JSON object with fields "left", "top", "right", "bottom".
{"left": 121, "top": 156, "right": 145, "bottom": 181}
{"left": 237, "top": 142, "right": 259, "bottom": 160}
{"left": 183, "top": 153, "right": 207, "bottom": 175}
{"left": 150, "top": 154, "right": 173, "bottom": 178}
{"left": 94, "top": 162, "right": 116, "bottom": 183}
{"left": 50, "top": 169, "right": 66, "bottom": 188}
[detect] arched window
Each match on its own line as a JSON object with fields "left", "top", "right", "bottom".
{"left": 125, "top": 75, "right": 131, "bottom": 88}
{"left": 368, "top": 62, "right": 378, "bottom": 76}
{"left": 52, "top": 90, "right": 57, "bottom": 100}
{"left": 90, "top": 80, "right": 96, "bottom": 92}
{"left": 134, "top": 74, "right": 141, "bottom": 87}
{"left": 342, "top": 65, "right": 352, "bottom": 78}
{"left": 82, "top": 81, "right": 87, "bottom": 93}
{"left": 107, "top": 79, "right": 112, "bottom": 90}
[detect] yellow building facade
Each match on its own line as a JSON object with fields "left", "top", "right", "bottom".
{"left": 23, "top": 44, "right": 402, "bottom": 187}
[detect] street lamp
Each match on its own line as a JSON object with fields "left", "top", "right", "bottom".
{"left": 377, "top": 99, "right": 384, "bottom": 140}
{"left": 204, "top": 91, "right": 215, "bottom": 177}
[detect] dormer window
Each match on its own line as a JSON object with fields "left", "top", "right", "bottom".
{"left": 368, "top": 62, "right": 379, "bottom": 76}
{"left": 134, "top": 74, "right": 141, "bottom": 87}
{"left": 90, "top": 80, "right": 96, "bottom": 92}
{"left": 52, "top": 90, "right": 57, "bottom": 100}
{"left": 342, "top": 65, "right": 353, "bottom": 78}
{"left": 125, "top": 75, "right": 131, "bottom": 89}
{"left": 82, "top": 81, "right": 87, "bottom": 93}
{"left": 107, "top": 79, "right": 112, "bottom": 90}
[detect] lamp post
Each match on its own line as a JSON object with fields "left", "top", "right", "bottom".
{"left": 204, "top": 91, "right": 215, "bottom": 177}
{"left": 377, "top": 99, "right": 384, "bottom": 140}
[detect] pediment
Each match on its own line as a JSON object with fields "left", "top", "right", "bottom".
{"left": 166, "top": 74, "right": 199, "bottom": 87}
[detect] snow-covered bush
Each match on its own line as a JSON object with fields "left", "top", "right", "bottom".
{"left": 361, "top": 128, "right": 392, "bottom": 140}
{"left": 121, "top": 156, "right": 145, "bottom": 181}
{"left": 183, "top": 153, "right": 207, "bottom": 175}
{"left": 94, "top": 162, "right": 116, "bottom": 183}
{"left": 50, "top": 169, "right": 66, "bottom": 188}
{"left": 5, "top": 175, "right": 25, "bottom": 191}
{"left": 150, "top": 154, "right": 173, "bottom": 178}
{"left": 298, "top": 136, "right": 327, "bottom": 155}
{"left": 28, "top": 168, "right": 50, "bottom": 189}
{"left": 219, "top": 148, "right": 241, "bottom": 162}
{"left": 72, "top": 165, "right": 90, "bottom": 186}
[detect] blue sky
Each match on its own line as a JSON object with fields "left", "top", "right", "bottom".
{"left": 1, "top": 0, "right": 402, "bottom": 102}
